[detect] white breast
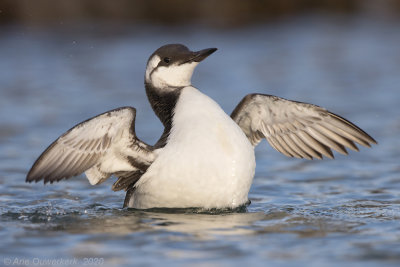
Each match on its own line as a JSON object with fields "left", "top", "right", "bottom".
{"left": 130, "top": 86, "right": 255, "bottom": 209}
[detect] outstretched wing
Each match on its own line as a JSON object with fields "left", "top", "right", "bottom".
{"left": 231, "top": 94, "right": 376, "bottom": 159}
{"left": 26, "top": 107, "right": 156, "bottom": 187}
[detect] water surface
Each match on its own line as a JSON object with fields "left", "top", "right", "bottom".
{"left": 1, "top": 16, "right": 399, "bottom": 266}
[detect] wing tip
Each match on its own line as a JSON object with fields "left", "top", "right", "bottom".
{"left": 325, "top": 153, "right": 335, "bottom": 160}
{"left": 26, "top": 173, "right": 48, "bottom": 184}
{"left": 358, "top": 133, "right": 377, "bottom": 148}
{"left": 25, "top": 176, "right": 35, "bottom": 183}
{"left": 329, "top": 112, "right": 378, "bottom": 147}
{"left": 26, "top": 168, "right": 40, "bottom": 183}
{"left": 26, "top": 168, "right": 67, "bottom": 184}
{"left": 368, "top": 137, "right": 378, "bottom": 146}
{"left": 316, "top": 152, "right": 334, "bottom": 160}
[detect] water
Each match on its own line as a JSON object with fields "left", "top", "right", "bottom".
{"left": 1, "top": 15, "right": 400, "bottom": 266}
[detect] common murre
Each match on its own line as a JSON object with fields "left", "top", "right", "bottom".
{"left": 26, "top": 44, "right": 377, "bottom": 209}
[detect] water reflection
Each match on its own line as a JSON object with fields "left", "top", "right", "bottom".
{"left": 63, "top": 210, "right": 269, "bottom": 237}
{"left": 5, "top": 204, "right": 368, "bottom": 239}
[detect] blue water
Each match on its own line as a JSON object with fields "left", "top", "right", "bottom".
{"left": 1, "top": 15, "right": 400, "bottom": 266}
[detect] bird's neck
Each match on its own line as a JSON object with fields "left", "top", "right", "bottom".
{"left": 145, "top": 82, "right": 184, "bottom": 145}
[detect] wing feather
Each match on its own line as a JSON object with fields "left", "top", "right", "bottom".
{"left": 282, "top": 134, "right": 308, "bottom": 159}
{"left": 26, "top": 107, "right": 156, "bottom": 186}
{"left": 267, "top": 136, "right": 292, "bottom": 157}
{"left": 231, "top": 94, "right": 376, "bottom": 159}
{"left": 298, "top": 130, "right": 334, "bottom": 159}
{"left": 307, "top": 127, "right": 347, "bottom": 155}
{"left": 288, "top": 133, "right": 318, "bottom": 160}
{"left": 276, "top": 135, "right": 299, "bottom": 158}
{"left": 314, "top": 124, "right": 358, "bottom": 151}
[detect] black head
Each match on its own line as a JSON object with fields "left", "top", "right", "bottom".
{"left": 145, "top": 44, "right": 217, "bottom": 88}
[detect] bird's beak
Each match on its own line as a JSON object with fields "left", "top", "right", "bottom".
{"left": 192, "top": 48, "right": 217, "bottom": 62}
{"left": 182, "top": 48, "right": 217, "bottom": 64}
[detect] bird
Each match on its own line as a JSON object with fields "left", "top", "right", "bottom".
{"left": 26, "top": 44, "right": 377, "bottom": 209}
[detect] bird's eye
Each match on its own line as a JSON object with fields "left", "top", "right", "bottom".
{"left": 163, "top": 57, "right": 171, "bottom": 64}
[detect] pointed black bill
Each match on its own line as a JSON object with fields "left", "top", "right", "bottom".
{"left": 181, "top": 48, "right": 217, "bottom": 64}
{"left": 192, "top": 48, "right": 217, "bottom": 62}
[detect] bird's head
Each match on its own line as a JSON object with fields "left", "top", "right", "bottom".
{"left": 145, "top": 44, "right": 217, "bottom": 88}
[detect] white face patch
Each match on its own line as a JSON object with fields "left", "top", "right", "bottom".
{"left": 145, "top": 55, "right": 161, "bottom": 82}
{"left": 145, "top": 55, "right": 198, "bottom": 88}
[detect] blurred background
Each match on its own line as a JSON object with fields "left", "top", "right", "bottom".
{"left": 1, "top": 0, "right": 400, "bottom": 26}
{"left": 1, "top": 1, "right": 400, "bottom": 267}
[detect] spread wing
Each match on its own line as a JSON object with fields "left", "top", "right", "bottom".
{"left": 231, "top": 94, "right": 376, "bottom": 159}
{"left": 26, "top": 107, "right": 156, "bottom": 189}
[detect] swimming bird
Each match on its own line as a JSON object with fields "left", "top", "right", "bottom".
{"left": 26, "top": 44, "right": 376, "bottom": 209}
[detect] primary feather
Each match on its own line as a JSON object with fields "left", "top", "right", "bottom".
{"left": 231, "top": 94, "right": 377, "bottom": 160}
{"left": 26, "top": 107, "right": 156, "bottom": 189}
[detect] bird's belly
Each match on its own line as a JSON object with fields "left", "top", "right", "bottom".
{"left": 131, "top": 124, "right": 255, "bottom": 209}
{"left": 128, "top": 86, "right": 256, "bottom": 209}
